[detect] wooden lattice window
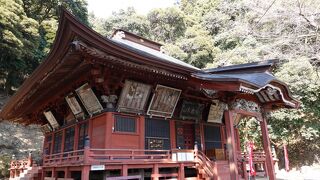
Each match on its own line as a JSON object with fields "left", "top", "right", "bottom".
{"left": 44, "top": 135, "right": 52, "bottom": 155}
{"left": 78, "top": 122, "right": 88, "bottom": 150}
{"left": 204, "top": 125, "right": 222, "bottom": 149}
{"left": 53, "top": 131, "right": 62, "bottom": 154}
{"left": 114, "top": 115, "right": 136, "bottom": 133}
{"left": 64, "top": 127, "right": 75, "bottom": 152}
{"left": 145, "top": 118, "right": 170, "bottom": 150}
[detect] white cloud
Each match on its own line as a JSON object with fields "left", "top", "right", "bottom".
{"left": 88, "top": 0, "right": 177, "bottom": 18}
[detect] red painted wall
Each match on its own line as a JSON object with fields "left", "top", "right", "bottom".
{"left": 90, "top": 114, "right": 106, "bottom": 148}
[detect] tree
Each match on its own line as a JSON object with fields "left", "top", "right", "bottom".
{"left": 101, "top": 7, "right": 151, "bottom": 38}
{"left": 0, "top": 0, "right": 40, "bottom": 93}
{"left": 147, "top": 7, "right": 186, "bottom": 43}
{"left": 0, "top": 0, "right": 89, "bottom": 94}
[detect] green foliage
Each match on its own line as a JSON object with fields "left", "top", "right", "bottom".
{"left": 0, "top": 0, "right": 40, "bottom": 93}
{"left": 0, "top": 0, "right": 88, "bottom": 93}
{"left": 101, "top": 7, "right": 151, "bottom": 38}
{"left": 0, "top": 155, "right": 10, "bottom": 178}
{"left": 95, "top": 0, "right": 320, "bottom": 167}
{"left": 148, "top": 7, "right": 186, "bottom": 43}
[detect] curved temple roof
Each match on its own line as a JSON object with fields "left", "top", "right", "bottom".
{"left": 0, "top": 9, "right": 299, "bottom": 123}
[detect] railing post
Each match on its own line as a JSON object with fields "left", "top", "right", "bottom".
{"left": 28, "top": 151, "right": 32, "bottom": 167}
{"left": 83, "top": 135, "right": 90, "bottom": 164}
{"left": 194, "top": 141, "right": 198, "bottom": 163}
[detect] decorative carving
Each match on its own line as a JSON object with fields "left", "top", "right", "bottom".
{"left": 101, "top": 95, "right": 118, "bottom": 109}
{"left": 201, "top": 88, "right": 218, "bottom": 98}
{"left": 113, "top": 31, "right": 125, "bottom": 39}
{"left": 231, "top": 99, "right": 261, "bottom": 113}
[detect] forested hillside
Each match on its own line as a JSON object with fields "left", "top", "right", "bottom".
{"left": 0, "top": 0, "right": 319, "bottom": 170}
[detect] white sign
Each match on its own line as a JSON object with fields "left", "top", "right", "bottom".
{"left": 91, "top": 165, "right": 105, "bottom": 171}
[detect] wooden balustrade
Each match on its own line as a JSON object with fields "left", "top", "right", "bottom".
{"left": 195, "top": 150, "right": 215, "bottom": 177}
{"left": 237, "top": 151, "right": 275, "bottom": 163}
{"left": 10, "top": 159, "right": 30, "bottom": 170}
{"left": 88, "top": 148, "right": 171, "bottom": 164}
{"left": 43, "top": 149, "right": 84, "bottom": 166}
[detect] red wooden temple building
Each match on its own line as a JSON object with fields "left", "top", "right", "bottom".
{"left": 0, "top": 9, "right": 299, "bottom": 180}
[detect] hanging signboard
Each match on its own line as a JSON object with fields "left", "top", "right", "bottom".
{"left": 43, "top": 111, "right": 59, "bottom": 130}
{"left": 117, "top": 80, "right": 152, "bottom": 113}
{"left": 76, "top": 83, "right": 103, "bottom": 116}
{"left": 65, "top": 93, "right": 84, "bottom": 119}
{"left": 207, "top": 100, "right": 227, "bottom": 124}
{"left": 40, "top": 124, "right": 52, "bottom": 133}
{"left": 180, "top": 100, "right": 204, "bottom": 120}
{"left": 147, "top": 85, "right": 181, "bottom": 118}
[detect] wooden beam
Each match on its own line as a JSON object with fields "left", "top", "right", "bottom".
{"left": 224, "top": 110, "right": 239, "bottom": 180}
{"left": 260, "top": 115, "right": 276, "bottom": 180}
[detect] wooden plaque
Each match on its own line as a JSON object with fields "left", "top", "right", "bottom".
{"left": 76, "top": 83, "right": 103, "bottom": 116}
{"left": 207, "top": 100, "right": 226, "bottom": 123}
{"left": 117, "top": 80, "right": 152, "bottom": 113}
{"left": 43, "top": 111, "right": 59, "bottom": 130}
{"left": 180, "top": 100, "right": 204, "bottom": 120}
{"left": 65, "top": 93, "right": 84, "bottom": 119}
{"left": 147, "top": 85, "right": 181, "bottom": 118}
{"left": 41, "top": 124, "right": 52, "bottom": 133}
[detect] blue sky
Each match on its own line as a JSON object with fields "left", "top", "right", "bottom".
{"left": 87, "top": 0, "right": 177, "bottom": 18}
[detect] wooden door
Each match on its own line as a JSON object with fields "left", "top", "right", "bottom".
{"left": 183, "top": 123, "right": 195, "bottom": 149}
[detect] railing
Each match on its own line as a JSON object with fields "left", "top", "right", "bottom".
{"left": 43, "top": 149, "right": 84, "bottom": 166}
{"left": 195, "top": 150, "right": 215, "bottom": 177}
{"left": 42, "top": 147, "right": 217, "bottom": 178}
{"left": 88, "top": 148, "right": 171, "bottom": 164}
{"left": 10, "top": 159, "right": 30, "bottom": 170}
{"left": 237, "top": 151, "right": 267, "bottom": 162}
{"left": 43, "top": 148, "right": 172, "bottom": 166}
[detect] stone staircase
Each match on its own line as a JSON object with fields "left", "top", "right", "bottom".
{"left": 10, "top": 166, "right": 42, "bottom": 180}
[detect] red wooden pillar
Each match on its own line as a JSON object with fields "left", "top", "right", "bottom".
{"left": 65, "top": 167, "right": 71, "bottom": 178}
{"left": 74, "top": 124, "right": 80, "bottom": 151}
{"left": 224, "top": 110, "right": 239, "bottom": 180}
{"left": 82, "top": 165, "right": 90, "bottom": 180}
{"left": 178, "top": 163, "right": 185, "bottom": 180}
{"left": 170, "top": 120, "right": 176, "bottom": 149}
{"left": 140, "top": 116, "right": 145, "bottom": 149}
{"left": 122, "top": 164, "right": 128, "bottom": 176}
{"left": 152, "top": 164, "right": 159, "bottom": 180}
{"left": 60, "top": 129, "right": 66, "bottom": 164}
{"left": 260, "top": 115, "right": 276, "bottom": 180}
{"left": 51, "top": 167, "right": 56, "bottom": 178}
